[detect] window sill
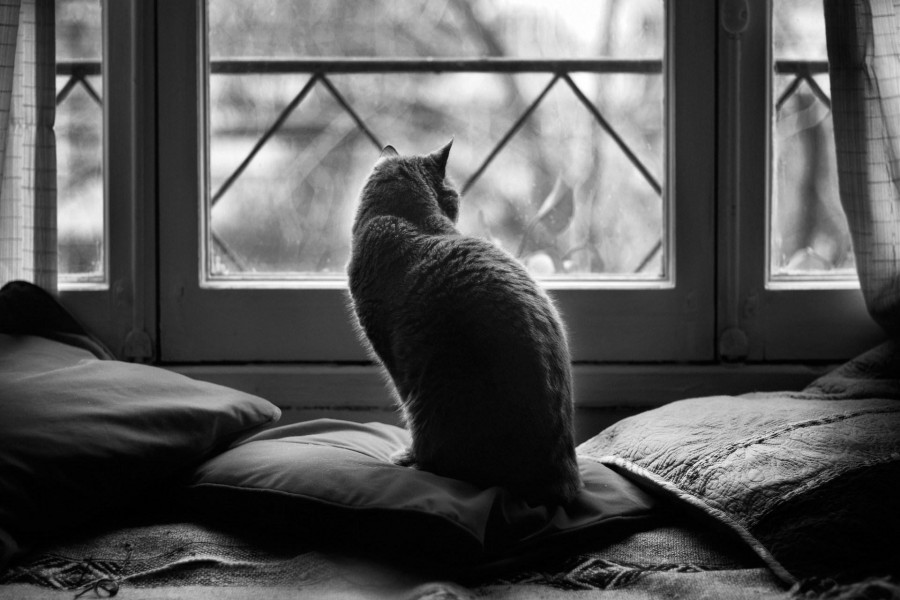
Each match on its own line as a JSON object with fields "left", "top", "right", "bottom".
{"left": 167, "top": 362, "right": 832, "bottom": 441}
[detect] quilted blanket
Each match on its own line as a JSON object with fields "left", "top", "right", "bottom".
{"left": 578, "top": 341, "right": 900, "bottom": 583}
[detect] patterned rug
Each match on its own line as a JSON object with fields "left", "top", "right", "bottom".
{"left": 0, "top": 519, "right": 763, "bottom": 594}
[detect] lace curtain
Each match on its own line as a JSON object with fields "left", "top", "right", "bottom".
{"left": 0, "top": 0, "right": 55, "bottom": 293}
{"left": 825, "top": 0, "right": 900, "bottom": 338}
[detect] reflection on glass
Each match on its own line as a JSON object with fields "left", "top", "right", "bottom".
{"left": 56, "top": 0, "right": 104, "bottom": 283}
{"left": 206, "top": 0, "right": 666, "bottom": 281}
{"left": 771, "top": 0, "right": 856, "bottom": 282}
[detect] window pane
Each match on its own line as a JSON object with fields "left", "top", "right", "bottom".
{"left": 206, "top": 0, "right": 665, "bottom": 283}
{"left": 56, "top": 0, "right": 104, "bottom": 284}
{"left": 771, "top": 0, "right": 856, "bottom": 284}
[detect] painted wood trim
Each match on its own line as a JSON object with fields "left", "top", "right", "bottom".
{"left": 167, "top": 362, "right": 832, "bottom": 410}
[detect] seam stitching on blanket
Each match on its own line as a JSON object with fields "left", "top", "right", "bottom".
{"left": 679, "top": 405, "right": 900, "bottom": 485}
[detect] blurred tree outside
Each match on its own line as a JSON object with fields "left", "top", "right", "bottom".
{"left": 56, "top": 0, "right": 103, "bottom": 280}
{"left": 771, "top": 0, "right": 855, "bottom": 279}
{"left": 53, "top": 1, "right": 850, "bottom": 284}
{"left": 206, "top": 0, "right": 666, "bottom": 280}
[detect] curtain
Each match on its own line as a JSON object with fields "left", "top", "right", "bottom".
{"left": 0, "top": 0, "right": 56, "bottom": 294}
{"left": 825, "top": 0, "right": 900, "bottom": 338}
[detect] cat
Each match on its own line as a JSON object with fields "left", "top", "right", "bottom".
{"left": 347, "top": 140, "right": 582, "bottom": 506}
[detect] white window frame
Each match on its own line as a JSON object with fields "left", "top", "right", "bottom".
{"left": 718, "top": 0, "right": 884, "bottom": 362}
{"left": 57, "top": 0, "right": 156, "bottom": 361}
{"left": 155, "top": 0, "right": 717, "bottom": 364}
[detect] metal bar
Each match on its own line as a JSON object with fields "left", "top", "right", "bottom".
{"left": 211, "top": 74, "right": 321, "bottom": 206}
{"left": 562, "top": 74, "right": 662, "bottom": 196}
{"left": 461, "top": 74, "right": 561, "bottom": 195}
{"left": 773, "top": 59, "right": 828, "bottom": 76}
{"left": 210, "top": 57, "right": 663, "bottom": 75}
{"left": 56, "top": 60, "right": 102, "bottom": 76}
{"left": 802, "top": 74, "right": 832, "bottom": 110}
{"left": 79, "top": 77, "right": 103, "bottom": 107}
{"left": 318, "top": 75, "right": 382, "bottom": 150}
{"left": 57, "top": 72, "right": 103, "bottom": 107}
{"left": 775, "top": 75, "right": 803, "bottom": 112}
{"left": 633, "top": 239, "right": 662, "bottom": 274}
{"left": 59, "top": 57, "right": 826, "bottom": 77}
{"left": 56, "top": 75, "right": 80, "bottom": 106}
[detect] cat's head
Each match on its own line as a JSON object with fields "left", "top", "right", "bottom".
{"left": 353, "top": 140, "right": 459, "bottom": 234}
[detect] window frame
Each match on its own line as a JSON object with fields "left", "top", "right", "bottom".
{"left": 57, "top": 0, "right": 157, "bottom": 361}
{"left": 55, "top": 0, "right": 887, "bottom": 373}
{"left": 718, "top": 0, "right": 884, "bottom": 362}
{"left": 155, "top": 0, "right": 717, "bottom": 363}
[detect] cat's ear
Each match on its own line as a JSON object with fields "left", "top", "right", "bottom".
{"left": 427, "top": 139, "right": 453, "bottom": 178}
{"left": 376, "top": 145, "right": 399, "bottom": 167}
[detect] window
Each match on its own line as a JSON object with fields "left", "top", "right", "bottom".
{"left": 57, "top": 0, "right": 884, "bottom": 377}
{"left": 720, "top": 0, "right": 883, "bottom": 361}
{"left": 770, "top": 0, "right": 855, "bottom": 284}
{"left": 56, "top": 0, "right": 154, "bottom": 357}
{"left": 156, "top": 0, "right": 716, "bottom": 363}
{"left": 56, "top": 0, "right": 103, "bottom": 285}
{"left": 205, "top": 1, "right": 667, "bottom": 283}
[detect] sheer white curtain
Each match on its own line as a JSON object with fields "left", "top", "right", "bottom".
{"left": 0, "top": 0, "right": 56, "bottom": 293}
{"left": 825, "top": 0, "right": 900, "bottom": 338}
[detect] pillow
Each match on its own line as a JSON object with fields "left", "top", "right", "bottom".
{"left": 0, "top": 280, "right": 114, "bottom": 359}
{"left": 0, "top": 334, "right": 281, "bottom": 570}
{"left": 578, "top": 391, "right": 900, "bottom": 583}
{"left": 187, "top": 419, "right": 659, "bottom": 572}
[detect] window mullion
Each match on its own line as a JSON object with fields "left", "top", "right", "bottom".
{"left": 58, "top": 0, "right": 157, "bottom": 360}
{"left": 721, "top": 0, "right": 886, "bottom": 360}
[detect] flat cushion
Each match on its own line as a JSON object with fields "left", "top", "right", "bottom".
{"left": 0, "top": 334, "right": 281, "bottom": 570}
{"left": 188, "top": 419, "right": 659, "bottom": 571}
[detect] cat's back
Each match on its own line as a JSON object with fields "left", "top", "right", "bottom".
{"left": 348, "top": 213, "right": 441, "bottom": 305}
{"left": 406, "top": 232, "right": 564, "bottom": 341}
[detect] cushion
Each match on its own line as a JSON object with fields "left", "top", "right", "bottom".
{"left": 0, "top": 280, "right": 114, "bottom": 359}
{"left": 578, "top": 355, "right": 900, "bottom": 584}
{"left": 188, "top": 419, "right": 659, "bottom": 572}
{"left": 0, "top": 334, "right": 281, "bottom": 571}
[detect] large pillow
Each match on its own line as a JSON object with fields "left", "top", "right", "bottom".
{"left": 188, "top": 419, "right": 659, "bottom": 572}
{"left": 579, "top": 384, "right": 900, "bottom": 582}
{"left": 0, "top": 334, "right": 281, "bottom": 570}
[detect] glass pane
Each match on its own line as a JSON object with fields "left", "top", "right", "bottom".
{"left": 206, "top": 0, "right": 665, "bottom": 282}
{"left": 771, "top": 0, "right": 856, "bottom": 283}
{"left": 56, "top": 0, "right": 104, "bottom": 284}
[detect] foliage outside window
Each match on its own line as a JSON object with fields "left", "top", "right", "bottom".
{"left": 771, "top": 0, "right": 856, "bottom": 283}
{"left": 56, "top": 0, "right": 103, "bottom": 283}
{"left": 205, "top": 0, "right": 666, "bottom": 283}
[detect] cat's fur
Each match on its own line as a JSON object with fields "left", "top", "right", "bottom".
{"left": 347, "top": 141, "right": 581, "bottom": 506}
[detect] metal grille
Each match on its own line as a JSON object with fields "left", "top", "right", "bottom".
{"left": 212, "top": 59, "right": 665, "bottom": 274}
{"left": 56, "top": 58, "right": 830, "bottom": 278}
{"left": 775, "top": 60, "right": 830, "bottom": 110}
